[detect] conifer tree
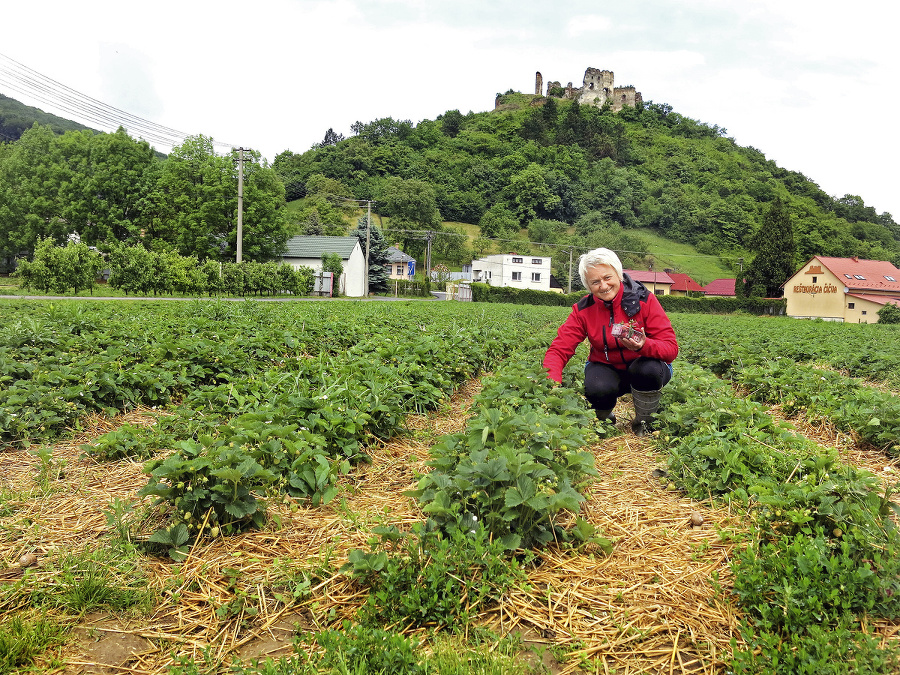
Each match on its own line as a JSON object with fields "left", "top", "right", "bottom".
{"left": 353, "top": 214, "right": 390, "bottom": 294}
{"left": 742, "top": 197, "right": 796, "bottom": 297}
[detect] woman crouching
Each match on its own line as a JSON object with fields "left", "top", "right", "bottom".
{"left": 543, "top": 248, "right": 678, "bottom": 435}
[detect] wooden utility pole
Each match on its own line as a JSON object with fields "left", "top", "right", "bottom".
{"left": 236, "top": 147, "right": 245, "bottom": 263}
{"left": 425, "top": 231, "right": 434, "bottom": 282}
{"left": 364, "top": 200, "right": 372, "bottom": 296}
{"left": 567, "top": 247, "right": 573, "bottom": 293}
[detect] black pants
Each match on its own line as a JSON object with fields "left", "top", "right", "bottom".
{"left": 583, "top": 358, "right": 672, "bottom": 411}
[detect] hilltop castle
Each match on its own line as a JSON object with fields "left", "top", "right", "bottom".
{"left": 500, "top": 67, "right": 642, "bottom": 112}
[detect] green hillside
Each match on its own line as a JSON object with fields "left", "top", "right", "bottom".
{"left": 0, "top": 93, "right": 97, "bottom": 141}
{"left": 2, "top": 87, "right": 898, "bottom": 291}
{"left": 274, "top": 93, "right": 899, "bottom": 289}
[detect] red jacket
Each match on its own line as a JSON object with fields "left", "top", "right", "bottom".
{"left": 543, "top": 274, "right": 678, "bottom": 383}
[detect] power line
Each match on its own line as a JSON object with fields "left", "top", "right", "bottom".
{"left": 0, "top": 52, "right": 235, "bottom": 150}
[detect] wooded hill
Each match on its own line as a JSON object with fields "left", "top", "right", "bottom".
{"left": 273, "top": 93, "right": 900, "bottom": 284}
{"left": 0, "top": 93, "right": 96, "bottom": 141}
{"left": 1, "top": 89, "right": 898, "bottom": 288}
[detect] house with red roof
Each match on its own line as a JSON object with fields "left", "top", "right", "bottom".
{"left": 667, "top": 272, "right": 706, "bottom": 297}
{"left": 624, "top": 269, "right": 674, "bottom": 296}
{"left": 783, "top": 256, "right": 900, "bottom": 323}
{"left": 702, "top": 279, "right": 736, "bottom": 297}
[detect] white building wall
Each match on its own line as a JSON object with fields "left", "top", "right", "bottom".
{"left": 470, "top": 254, "right": 552, "bottom": 291}
{"left": 283, "top": 243, "right": 366, "bottom": 297}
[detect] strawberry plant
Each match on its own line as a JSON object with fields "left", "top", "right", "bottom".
{"left": 139, "top": 438, "right": 276, "bottom": 543}
{"left": 342, "top": 523, "right": 529, "bottom": 629}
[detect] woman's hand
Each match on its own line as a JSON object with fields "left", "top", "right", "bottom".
{"left": 620, "top": 330, "right": 646, "bottom": 352}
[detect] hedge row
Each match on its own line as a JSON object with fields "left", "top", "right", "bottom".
{"left": 470, "top": 282, "right": 787, "bottom": 315}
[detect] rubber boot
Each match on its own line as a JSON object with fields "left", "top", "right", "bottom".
{"left": 631, "top": 388, "right": 661, "bottom": 436}
{"left": 595, "top": 408, "right": 616, "bottom": 425}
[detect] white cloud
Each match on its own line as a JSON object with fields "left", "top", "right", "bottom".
{"left": 566, "top": 14, "right": 613, "bottom": 36}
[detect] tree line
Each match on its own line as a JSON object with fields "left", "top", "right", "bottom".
{"left": 3, "top": 90, "right": 899, "bottom": 297}
{"left": 274, "top": 93, "right": 899, "bottom": 291}
{"left": 16, "top": 238, "right": 316, "bottom": 297}
{"left": 0, "top": 126, "right": 289, "bottom": 273}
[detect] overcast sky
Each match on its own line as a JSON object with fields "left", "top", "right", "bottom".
{"left": 3, "top": 0, "right": 898, "bottom": 219}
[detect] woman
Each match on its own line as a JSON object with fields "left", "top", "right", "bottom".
{"left": 543, "top": 248, "right": 678, "bottom": 435}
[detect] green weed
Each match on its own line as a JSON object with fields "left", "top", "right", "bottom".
{"left": 22, "top": 547, "right": 154, "bottom": 614}
{"left": 0, "top": 614, "right": 68, "bottom": 675}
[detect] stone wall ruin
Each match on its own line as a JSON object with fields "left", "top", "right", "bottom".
{"left": 526, "top": 67, "right": 642, "bottom": 112}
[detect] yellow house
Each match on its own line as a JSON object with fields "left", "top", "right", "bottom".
{"left": 783, "top": 256, "right": 900, "bottom": 323}
{"left": 624, "top": 269, "right": 674, "bottom": 296}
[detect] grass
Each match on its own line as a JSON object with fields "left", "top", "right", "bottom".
{"left": 629, "top": 228, "right": 736, "bottom": 284}
{"left": 0, "top": 614, "right": 68, "bottom": 675}
{"left": 167, "top": 629, "right": 541, "bottom": 675}
{"left": 10, "top": 546, "right": 156, "bottom": 616}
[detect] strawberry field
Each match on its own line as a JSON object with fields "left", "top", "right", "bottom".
{"left": 1, "top": 299, "right": 899, "bottom": 674}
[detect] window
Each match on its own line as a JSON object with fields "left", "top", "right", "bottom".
{"left": 886, "top": 275, "right": 897, "bottom": 282}
{"left": 655, "top": 289, "right": 665, "bottom": 296}
{"left": 811, "top": 277, "right": 817, "bottom": 283}
{"left": 512, "top": 257, "right": 523, "bottom": 263}
{"left": 854, "top": 275, "right": 866, "bottom": 280}
{"left": 848, "top": 302, "right": 855, "bottom": 309}
{"left": 862, "top": 310, "right": 867, "bottom": 315}
{"left": 531, "top": 272, "right": 541, "bottom": 282}
{"left": 512, "top": 272, "right": 522, "bottom": 281}
{"left": 397, "top": 265, "right": 404, "bottom": 275}
{"left": 532, "top": 258, "right": 542, "bottom": 264}
{"left": 845, "top": 274, "right": 853, "bottom": 279}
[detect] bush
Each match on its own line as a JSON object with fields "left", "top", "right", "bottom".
{"left": 878, "top": 302, "right": 900, "bottom": 324}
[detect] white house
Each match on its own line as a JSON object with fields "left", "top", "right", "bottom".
{"left": 282, "top": 236, "right": 366, "bottom": 297}
{"left": 469, "top": 253, "right": 552, "bottom": 292}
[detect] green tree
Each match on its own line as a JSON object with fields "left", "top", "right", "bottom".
{"left": 378, "top": 177, "right": 442, "bottom": 229}
{"left": 472, "top": 236, "right": 493, "bottom": 258}
{"left": 478, "top": 205, "right": 519, "bottom": 239}
{"left": 63, "top": 128, "right": 157, "bottom": 245}
{"left": 317, "top": 128, "right": 345, "bottom": 148}
{"left": 440, "top": 110, "right": 465, "bottom": 138}
{"left": 0, "top": 124, "right": 71, "bottom": 263}
{"left": 145, "top": 137, "right": 289, "bottom": 262}
{"left": 15, "top": 237, "right": 103, "bottom": 295}
{"left": 743, "top": 197, "right": 796, "bottom": 297}
{"left": 378, "top": 177, "right": 442, "bottom": 259}
{"left": 506, "top": 163, "right": 561, "bottom": 224}
{"left": 527, "top": 218, "right": 567, "bottom": 245}
{"left": 877, "top": 303, "right": 900, "bottom": 324}
{"left": 108, "top": 243, "right": 154, "bottom": 295}
{"left": 353, "top": 214, "right": 390, "bottom": 294}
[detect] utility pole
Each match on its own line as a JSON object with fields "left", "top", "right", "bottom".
{"left": 425, "top": 231, "right": 434, "bottom": 282}
{"left": 567, "top": 247, "right": 573, "bottom": 294}
{"left": 365, "top": 200, "right": 372, "bottom": 296}
{"left": 236, "top": 147, "right": 246, "bottom": 263}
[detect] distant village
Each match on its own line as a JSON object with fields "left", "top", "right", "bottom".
{"left": 282, "top": 235, "right": 900, "bottom": 323}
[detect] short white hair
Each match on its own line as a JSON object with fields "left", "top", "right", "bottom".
{"left": 578, "top": 248, "right": 623, "bottom": 289}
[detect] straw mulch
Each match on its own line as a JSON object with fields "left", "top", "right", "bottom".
{"left": 3, "top": 387, "right": 744, "bottom": 674}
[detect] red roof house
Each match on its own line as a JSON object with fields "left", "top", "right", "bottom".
{"left": 667, "top": 272, "right": 706, "bottom": 296}
{"left": 624, "top": 269, "right": 675, "bottom": 295}
{"left": 702, "top": 279, "right": 736, "bottom": 296}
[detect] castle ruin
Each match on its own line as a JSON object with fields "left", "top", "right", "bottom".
{"left": 509, "top": 67, "right": 642, "bottom": 112}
